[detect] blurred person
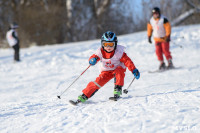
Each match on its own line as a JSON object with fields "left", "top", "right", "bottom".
{"left": 147, "top": 7, "right": 174, "bottom": 70}
{"left": 6, "top": 22, "right": 20, "bottom": 62}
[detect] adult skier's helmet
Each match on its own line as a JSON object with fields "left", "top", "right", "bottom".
{"left": 152, "top": 7, "right": 160, "bottom": 15}
{"left": 10, "top": 22, "right": 19, "bottom": 29}
{"left": 101, "top": 31, "right": 118, "bottom": 49}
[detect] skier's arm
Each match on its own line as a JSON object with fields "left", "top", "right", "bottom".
{"left": 12, "top": 31, "right": 19, "bottom": 42}
{"left": 147, "top": 22, "right": 153, "bottom": 37}
{"left": 120, "top": 52, "right": 136, "bottom": 72}
{"left": 89, "top": 54, "right": 100, "bottom": 61}
{"left": 147, "top": 22, "right": 153, "bottom": 43}
{"left": 163, "top": 18, "right": 171, "bottom": 36}
{"left": 163, "top": 18, "right": 171, "bottom": 42}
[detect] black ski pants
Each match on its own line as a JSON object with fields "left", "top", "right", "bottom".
{"left": 12, "top": 43, "right": 20, "bottom": 61}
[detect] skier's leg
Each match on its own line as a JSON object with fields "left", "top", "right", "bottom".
{"left": 13, "top": 44, "right": 20, "bottom": 61}
{"left": 162, "top": 42, "right": 172, "bottom": 61}
{"left": 155, "top": 42, "right": 165, "bottom": 69}
{"left": 113, "top": 66, "right": 126, "bottom": 86}
{"left": 12, "top": 45, "right": 17, "bottom": 61}
{"left": 15, "top": 44, "right": 20, "bottom": 61}
{"left": 161, "top": 42, "right": 173, "bottom": 68}
{"left": 113, "top": 66, "right": 126, "bottom": 97}
{"left": 155, "top": 42, "right": 163, "bottom": 62}
{"left": 82, "top": 71, "right": 114, "bottom": 99}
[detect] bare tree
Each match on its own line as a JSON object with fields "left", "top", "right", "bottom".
{"left": 92, "top": 0, "right": 135, "bottom": 37}
{"left": 66, "top": 0, "right": 98, "bottom": 42}
{"left": 171, "top": 0, "right": 200, "bottom": 26}
{"left": 1, "top": 0, "right": 200, "bottom": 48}
{"left": 0, "top": 0, "right": 67, "bottom": 47}
{"left": 66, "top": 0, "right": 134, "bottom": 41}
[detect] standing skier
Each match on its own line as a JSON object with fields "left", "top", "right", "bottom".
{"left": 147, "top": 7, "right": 173, "bottom": 70}
{"left": 6, "top": 22, "right": 20, "bottom": 62}
{"left": 73, "top": 31, "right": 140, "bottom": 104}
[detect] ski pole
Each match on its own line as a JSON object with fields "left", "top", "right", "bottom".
{"left": 172, "top": 36, "right": 184, "bottom": 40}
{"left": 171, "top": 41, "right": 183, "bottom": 48}
{"left": 57, "top": 65, "right": 91, "bottom": 99}
{"left": 123, "top": 77, "right": 135, "bottom": 94}
{"left": 171, "top": 36, "right": 184, "bottom": 48}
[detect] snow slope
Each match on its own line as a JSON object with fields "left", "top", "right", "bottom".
{"left": 0, "top": 25, "right": 200, "bottom": 133}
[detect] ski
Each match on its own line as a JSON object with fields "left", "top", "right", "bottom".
{"left": 148, "top": 69, "right": 165, "bottom": 73}
{"left": 148, "top": 66, "right": 182, "bottom": 73}
{"left": 69, "top": 100, "right": 81, "bottom": 106}
{"left": 109, "top": 97, "right": 120, "bottom": 101}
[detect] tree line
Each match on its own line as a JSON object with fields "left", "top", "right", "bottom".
{"left": 0, "top": 0, "right": 199, "bottom": 48}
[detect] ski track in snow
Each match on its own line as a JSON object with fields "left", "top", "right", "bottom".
{"left": 0, "top": 25, "right": 200, "bottom": 133}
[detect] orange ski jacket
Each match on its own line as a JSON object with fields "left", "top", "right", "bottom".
{"left": 147, "top": 15, "right": 171, "bottom": 42}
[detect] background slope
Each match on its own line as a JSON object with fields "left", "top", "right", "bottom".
{"left": 0, "top": 25, "right": 200, "bottom": 133}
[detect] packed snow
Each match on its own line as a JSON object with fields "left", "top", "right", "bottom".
{"left": 0, "top": 25, "right": 200, "bottom": 133}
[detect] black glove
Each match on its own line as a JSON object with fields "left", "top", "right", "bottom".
{"left": 165, "top": 35, "right": 170, "bottom": 42}
{"left": 148, "top": 36, "right": 152, "bottom": 44}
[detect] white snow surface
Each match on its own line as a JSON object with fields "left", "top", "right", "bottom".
{"left": 0, "top": 25, "right": 200, "bottom": 133}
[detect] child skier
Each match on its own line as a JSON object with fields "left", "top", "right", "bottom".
{"left": 72, "top": 31, "right": 140, "bottom": 104}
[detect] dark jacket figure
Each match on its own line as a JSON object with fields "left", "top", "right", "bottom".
{"left": 6, "top": 23, "right": 20, "bottom": 62}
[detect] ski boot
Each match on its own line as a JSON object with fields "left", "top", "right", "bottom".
{"left": 167, "top": 59, "right": 174, "bottom": 69}
{"left": 109, "top": 85, "right": 122, "bottom": 101}
{"left": 159, "top": 62, "right": 166, "bottom": 70}
{"left": 69, "top": 94, "right": 88, "bottom": 105}
{"left": 78, "top": 94, "right": 88, "bottom": 103}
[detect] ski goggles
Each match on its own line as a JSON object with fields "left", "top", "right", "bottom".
{"left": 102, "top": 42, "right": 115, "bottom": 47}
{"left": 152, "top": 12, "right": 159, "bottom": 15}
